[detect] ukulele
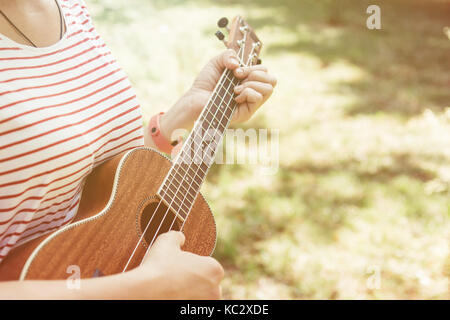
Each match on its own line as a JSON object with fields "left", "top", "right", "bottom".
{"left": 0, "top": 16, "right": 262, "bottom": 280}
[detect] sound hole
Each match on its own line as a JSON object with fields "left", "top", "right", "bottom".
{"left": 139, "top": 200, "right": 181, "bottom": 246}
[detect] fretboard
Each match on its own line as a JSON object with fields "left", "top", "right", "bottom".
{"left": 157, "top": 69, "right": 239, "bottom": 221}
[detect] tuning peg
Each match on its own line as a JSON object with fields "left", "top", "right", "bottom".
{"left": 217, "top": 17, "right": 230, "bottom": 33}
{"left": 215, "top": 31, "right": 227, "bottom": 46}
{"left": 218, "top": 17, "right": 229, "bottom": 28}
{"left": 215, "top": 31, "right": 225, "bottom": 40}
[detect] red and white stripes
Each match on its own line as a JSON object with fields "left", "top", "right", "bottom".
{"left": 0, "top": 0, "right": 144, "bottom": 262}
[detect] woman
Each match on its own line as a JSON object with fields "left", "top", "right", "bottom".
{"left": 0, "top": 0, "right": 276, "bottom": 299}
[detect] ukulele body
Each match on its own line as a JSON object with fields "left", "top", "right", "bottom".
{"left": 0, "top": 147, "right": 217, "bottom": 281}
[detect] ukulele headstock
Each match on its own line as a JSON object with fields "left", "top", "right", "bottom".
{"left": 215, "top": 16, "right": 262, "bottom": 67}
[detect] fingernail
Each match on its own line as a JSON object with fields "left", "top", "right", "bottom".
{"left": 234, "top": 85, "right": 243, "bottom": 93}
{"left": 236, "top": 68, "right": 244, "bottom": 75}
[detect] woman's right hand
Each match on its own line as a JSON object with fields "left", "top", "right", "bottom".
{"left": 0, "top": 231, "right": 223, "bottom": 300}
{"left": 122, "top": 231, "right": 224, "bottom": 299}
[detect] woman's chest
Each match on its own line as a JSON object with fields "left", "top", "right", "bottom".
{"left": 0, "top": 41, "right": 144, "bottom": 220}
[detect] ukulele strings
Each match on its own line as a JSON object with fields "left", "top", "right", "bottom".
{"left": 121, "top": 64, "right": 238, "bottom": 272}
{"left": 140, "top": 45, "right": 258, "bottom": 264}
{"left": 122, "top": 46, "right": 246, "bottom": 272}
{"left": 177, "top": 48, "right": 257, "bottom": 235}
{"left": 139, "top": 44, "right": 258, "bottom": 268}
{"left": 164, "top": 45, "right": 258, "bottom": 238}
{"left": 140, "top": 67, "right": 241, "bottom": 264}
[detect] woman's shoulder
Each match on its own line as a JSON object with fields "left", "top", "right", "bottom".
{"left": 60, "top": 0, "right": 92, "bottom": 21}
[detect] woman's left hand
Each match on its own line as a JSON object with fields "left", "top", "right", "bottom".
{"left": 159, "top": 49, "right": 277, "bottom": 140}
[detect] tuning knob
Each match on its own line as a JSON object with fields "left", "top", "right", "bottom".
{"left": 215, "top": 31, "right": 225, "bottom": 41}
{"left": 218, "top": 17, "right": 229, "bottom": 28}
{"left": 215, "top": 31, "right": 227, "bottom": 46}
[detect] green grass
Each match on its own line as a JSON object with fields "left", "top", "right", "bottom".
{"left": 90, "top": 0, "right": 450, "bottom": 299}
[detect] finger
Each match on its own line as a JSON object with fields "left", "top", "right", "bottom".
{"left": 232, "top": 102, "right": 251, "bottom": 123}
{"left": 209, "top": 286, "right": 222, "bottom": 300}
{"left": 213, "top": 49, "right": 240, "bottom": 71}
{"left": 234, "top": 81, "right": 273, "bottom": 98}
{"left": 218, "top": 286, "right": 223, "bottom": 299}
{"left": 233, "top": 65, "right": 268, "bottom": 79}
{"left": 154, "top": 230, "right": 185, "bottom": 249}
{"left": 235, "top": 87, "right": 263, "bottom": 105}
{"left": 241, "top": 70, "right": 277, "bottom": 88}
{"left": 199, "top": 256, "right": 225, "bottom": 281}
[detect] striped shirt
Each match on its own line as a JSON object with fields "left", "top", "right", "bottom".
{"left": 0, "top": 0, "right": 144, "bottom": 263}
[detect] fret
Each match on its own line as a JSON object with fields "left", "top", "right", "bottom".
{"left": 178, "top": 144, "right": 199, "bottom": 167}
{"left": 202, "top": 100, "right": 233, "bottom": 135}
{"left": 216, "top": 82, "right": 233, "bottom": 101}
{"left": 208, "top": 102, "right": 231, "bottom": 122}
{"left": 176, "top": 133, "right": 219, "bottom": 177}
{"left": 198, "top": 124, "right": 225, "bottom": 149}
{"left": 205, "top": 105, "right": 228, "bottom": 122}
{"left": 160, "top": 195, "right": 189, "bottom": 221}
{"left": 198, "top": 121, "right": 216, "bottom": 140}
{"left": 162, "top": 186, "right": 192, "bottom": 212}
{"left": 204, "top": 107, "right": 230, "bottom": 122}
{"left": 174, "top": 164, "right": 202, "bottom": 188}
{"left": 158, "top": 198, "right": 189, "bottom": 222}
{"left": 201, "top": 114, "right": 221, "bottom": 131}
{"left": 201, "top": 115, "right": 227, "bottom": 135}
{"left": 199, "top": 122, "right": 227, "bottom": 151}
{"left": 165, "top": 171, "right": 198, "bottom": 200}
{"left": 172, "top": 164, "right": 201, "bottom": 189}
{"left": 188, "top": 163, "right": 207, "bottom": 182}
{"left": 161, "top": 180, "right": 196, "bottom": 208}
{"left": 165, "top": 152, "right": 211, "bottom": 198}
{"left": 199, "top": 145, "right": 216, "bottom": 167}
{"left": 211, "top": 92, "right": 232, "bottom": 114}
{"left": 160, "top": 162, "right": 208, "bottom": 211}
{"left": 203, "top": 105, "right": 227, "bottom": 127}
{"left": 186, "top": 128, "right": 206, "bottom": 159}
{"left": 198, "top": 127, "right": 217, "bottom": 145}
{"left": 160, "top": 186, "right": 191, "bottom": 216}
{"left": 201, "top": 135, "right": 220, "bottom": 154}
{"left": 219, "top": 77, "right": 232, "bottom": 90}
{"left": 182, "top": 133, "right": 216, "bottom": 169}
{"left": 224, "top": 73, "right": 233, "bottom": 83}
{"left": 191, "top": 148, "right": 208, "bottom": 166}
{"left": 222, "top": 74, "right": 238, "bottom": 91}
{"left": 224, "top": 71, "right": 239, "bottom": 85}
{"left": 168, "top": 201, "right": 189, "bottom": 221}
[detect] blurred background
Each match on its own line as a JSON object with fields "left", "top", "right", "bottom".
{"left": 89, "top": 0, "right": 449, "bottom": 299}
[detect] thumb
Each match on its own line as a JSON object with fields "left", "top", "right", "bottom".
{"left": 153, "top": 231, "right": 185, "bottom": 250}
{"left": 143, "top": 231, "right": 185, "bottom": 261}
{"left": 212, "top": 49, "right": 240, "bottom": 71}
{"left": 142, "top": 231, "right": 185, "bottom": 266}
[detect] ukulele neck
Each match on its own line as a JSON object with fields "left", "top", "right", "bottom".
{"left": 157, "top": 68, "right": 240, "bottom": 220}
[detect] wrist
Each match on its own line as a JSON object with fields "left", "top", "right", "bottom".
{"left": 145, "top": 92, "right": 196, "bottom": 153}
{"left": 159, "top": 109, "right": 182, "bottom": 142}
{"left": 164, "top": 91, "right": 199, "bottom": 133}
{"left": 147, "top": 112, "right": 180, "bottom": 154}
{"left": 160, "top": 97, "right": 193, "bottom": 138}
